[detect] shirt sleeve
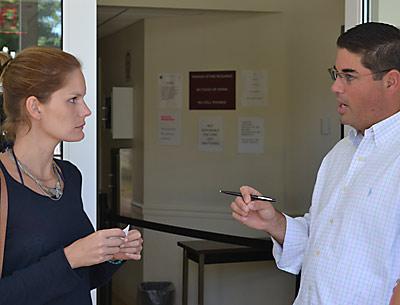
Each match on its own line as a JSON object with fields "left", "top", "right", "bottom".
{"left": 0, "top": 249, "right": 82, "bottom": 305}
{"left": 271, "top": 213, "right": 310, "bottom": 275}
{"left": 89, "top": 261, "right": 123, "bottom": 290}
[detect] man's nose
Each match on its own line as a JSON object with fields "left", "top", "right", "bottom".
{"left": 331, "top": 78, "right": 344, "bottom": 94}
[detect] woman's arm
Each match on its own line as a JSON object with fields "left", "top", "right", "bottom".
{"left": 0, "top": 249, "right": 81, "bottom": 305}
{"left": 0, "top": 228, "right": 128, "bottom": 304}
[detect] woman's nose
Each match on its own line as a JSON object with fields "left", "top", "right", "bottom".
{"left": 81, "top": 100, "right": 92, "bottom": 117}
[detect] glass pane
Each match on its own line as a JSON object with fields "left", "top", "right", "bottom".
{"left": 0, "top": 0, "right": 61, "bottom": 53}
{"left": 0, "top": 0, "right": 62, "bottom": 157}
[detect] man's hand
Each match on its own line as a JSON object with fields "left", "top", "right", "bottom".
{"left": 231, "top": 185, "right": 286, "bottom": 244}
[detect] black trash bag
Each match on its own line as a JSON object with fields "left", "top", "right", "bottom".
{"left": 137, "top": 281, "right": 175, "bottom": 305}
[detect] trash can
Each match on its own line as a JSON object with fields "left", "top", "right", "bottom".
{"left": 137, "top": 281, "right": 175, "bottom": 305}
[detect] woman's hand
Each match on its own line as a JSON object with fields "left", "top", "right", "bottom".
{"left": 64, "top": 228, "right": 126, "bottom": 269}
{"left": 112, "top": 229, "right": 143, "bottom": 261}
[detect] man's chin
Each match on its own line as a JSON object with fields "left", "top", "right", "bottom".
{"left": 339, "top": 116, "right": 348, "bottom": 126}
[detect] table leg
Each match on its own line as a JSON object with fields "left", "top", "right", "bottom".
{"left": 198, "top": 254, "right": 204, "bottom": 305}
{"left": 182, "top": 248, "right": 188, "bottom": 305}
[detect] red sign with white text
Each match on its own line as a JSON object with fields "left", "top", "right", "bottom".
{"left": 189, "top": 71, "right": 235, "bottom": 110}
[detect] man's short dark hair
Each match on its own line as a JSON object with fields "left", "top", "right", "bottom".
{"left": 337, "top": 22, "right": 400, "bottom": 79}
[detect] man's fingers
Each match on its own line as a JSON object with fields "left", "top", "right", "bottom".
{"left": 232, "top": 211, "right": 247, "bottom": 223}
{"left": 240, "top": 186, "right": 261, "bottom": 195}
{"left": 239, "top": 186, "right": 262, "bottom": 203}
{"left": 230, "top": 201, "right": 249, "bottom": 216}
{"left": 248, "top": 201, "right": 272, "bottom": 211}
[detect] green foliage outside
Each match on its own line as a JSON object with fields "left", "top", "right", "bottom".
{"left": 37, "top": 0, "right": 61, "bottom": 47}
{"left": 0, "top": 0, "right": 61, "bottom": 53}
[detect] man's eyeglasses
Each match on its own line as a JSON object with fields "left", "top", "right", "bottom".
{"left": 328, "top": 67, "right": 394, "bottom": 84}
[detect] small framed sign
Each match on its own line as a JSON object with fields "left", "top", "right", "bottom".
{"left": 189, "top": 70, "right": 235, "bottom": 110}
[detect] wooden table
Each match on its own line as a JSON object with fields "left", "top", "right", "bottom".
{"left": 177, "top": 240, "right": 274, "bottom": 305}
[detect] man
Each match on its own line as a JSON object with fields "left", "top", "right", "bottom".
{"left": 391, "top": 283, "right": 400, "bottom": 305}
{"left": 231, "top": 22, "right": 400, "bottom": 305}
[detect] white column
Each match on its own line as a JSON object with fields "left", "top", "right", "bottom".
{"left": 343, "top": 0, "right": 363, "bottom": 137}
{"left": 345, "top": 0, "right": 363, "bottom": 30}
{"left": 62, "top": 0, "right": 97, "bottom": 303}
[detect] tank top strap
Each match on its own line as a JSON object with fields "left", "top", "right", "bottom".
{"left": 10, "top": 149, "right": 24, "bottom": 185}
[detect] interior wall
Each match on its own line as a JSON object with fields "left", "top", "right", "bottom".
{"left": 63, "top": 0, "right": 98, "bottom": 302}
{"left": 99, "top": 20, "right": 145, "bottom": 305}
{"left": 99, "top": 1, "right": 344, "bottom": 304}
{"left": 375, "top": 0, "right": 400, "bottom": 26}
{"left": 143, "top": 12, "right": 287, "bottom": 226}
{"left": 141, "top": 3, "right": 342, "bottom": 304}
{"left": 283, "top": 0, "right": 343, "bottom": 214}
{"left": 97, "top": 0, "right": 281, "bottom": 12}
{"left": 99, "top": 21, "right": 145, "bottom": 206}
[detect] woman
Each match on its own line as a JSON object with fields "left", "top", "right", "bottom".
{"left": 0, "top": 47, "right": 143, "bottom": 304}
{"left": 0, "top": 51, "right": 10, "bottom": 151}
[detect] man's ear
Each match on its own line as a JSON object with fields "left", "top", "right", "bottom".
{"left": 384, "top": 69, "right": 400, "bottom": 90}
{"left": 25, "top": 96, "right": 42, "bottom": 120}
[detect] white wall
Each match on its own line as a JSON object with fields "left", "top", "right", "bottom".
{"left": 98, "top": 0, "right": 281, "bottom": 12}
{"left": 375, "top": 0, "right": 400, "bottom": 26}
{"left": 140, "top": 3, "right": 343, "bottom": 304}
{"left": 345, "top": 0, "right": 362, "bottom": 30}
{"left": 143, "top": 12, "right": 287, "bottom": 224}
{"left": 62, "top": 0, "right": 97, "bottom": 303}
{"left": 99, "top": 20, "right": 145, "bottom": 305}
{"left": 99, "top": 1, "right": 344, "bottom": 304}
{"left": 63, "top": 0, "right": 97, "bottom": 224}
{"left": 282, "top": 0, "right": 343, "bottom": 214}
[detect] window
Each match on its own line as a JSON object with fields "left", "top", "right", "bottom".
{"left": 0, "top": 0, "right": 62, "bottom": 158}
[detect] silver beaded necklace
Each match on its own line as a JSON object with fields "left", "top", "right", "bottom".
{"left": 7, "top": 149, "right": 63, "bottom": 201}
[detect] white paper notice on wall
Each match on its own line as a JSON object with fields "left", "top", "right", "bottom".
{"left": 198, "top": 117, "right": 223, "bottom": 152}
{"left": 241, "top": 70, "right": 268, "bottom": 107}
{"left": 158, "top": 72, "right": 183, "bottom": 108}
{"left": 238, "top": 117, "right": 264, "bottom": 154}
{"left": 112, "top": 87, "right": 133, "bottom": 139}
{"left": 159, "top": 111, "right": 181, "bottom": 145}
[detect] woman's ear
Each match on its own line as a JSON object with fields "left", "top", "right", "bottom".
{"left": 25, "top": 96, "right": 42, "bottom": 120}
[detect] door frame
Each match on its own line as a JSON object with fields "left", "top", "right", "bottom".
{"left": 62, "top": 0, "right": 97, "bottom": 302}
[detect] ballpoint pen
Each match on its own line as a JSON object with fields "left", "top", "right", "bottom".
{"left": 219, "top": 190, "right": 276, "bottom": 202}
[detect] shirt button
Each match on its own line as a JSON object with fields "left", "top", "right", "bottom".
{"left": 315, "top": 250, "right": 320, "bottom": 256}
{"left": 330, "top": 218, "right": 334, "bottom": 224}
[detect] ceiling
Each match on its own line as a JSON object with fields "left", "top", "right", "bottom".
{"left": 97, "top": 6, "right": 204, "bottom": 38}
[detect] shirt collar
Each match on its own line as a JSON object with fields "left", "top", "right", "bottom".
{"left": 348, "top": 128, "right": 362, "bottom": 147}
{"left": 348, "top": 111, "right": 400, "bottom": 147}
